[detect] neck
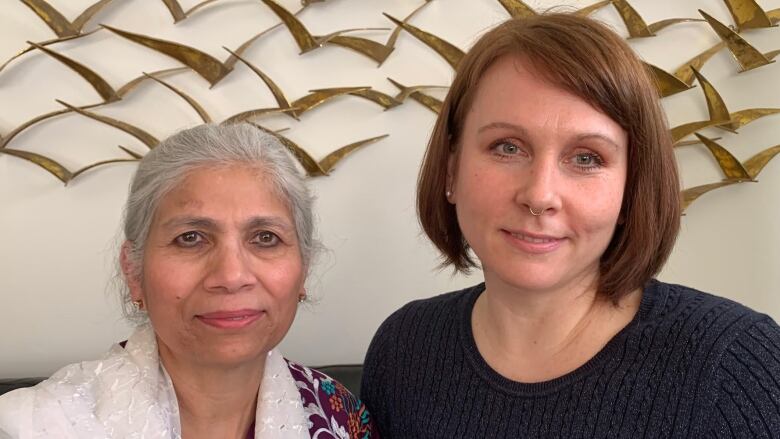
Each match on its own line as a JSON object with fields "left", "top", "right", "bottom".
{"left": 158, "top": 340, "right": 264, "bottom": 439}
{"left": 472, "top": 272, "right": 641, "bottom": 382}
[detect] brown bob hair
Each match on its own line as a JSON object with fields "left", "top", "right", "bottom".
{"left": 417, "top": 13, "right": 681, "bottom": 302}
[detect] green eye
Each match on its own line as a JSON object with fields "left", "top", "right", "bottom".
{"left": 501, "top": 142, "right": 519, "bottom": 154}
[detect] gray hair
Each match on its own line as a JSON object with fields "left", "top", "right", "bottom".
{"left": 118, "top": 123, "right": 316, "bottom": 323}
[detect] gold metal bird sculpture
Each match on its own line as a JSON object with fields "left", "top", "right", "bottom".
{"left": 720, "top": 0, "right": 776, "bottom": 32}
{"left": 0, "top": 68, "right": 184, "bottom": 150}
{"left": 644, "top": 62, "right": 693, "bottom": 98}
{"left": 497, "top": 0, "right": 611, "bottom": 18}
{"left": 382, "top": 14, "right": 464, "bottom": 70}
{"left": 161, "top": 0, "right": 226, "bottom": 24}
{"left": 21, "top": 0, "right": 114, "bottom": 38}
{"left": 693, "top": 133, "right": 752, "bottom": 180}
{"left": 222, "top": 48, "right": 368, "bottom": 121}
{"left": 325, "top": 0, "right": 433, "bottom": 65}
{"left": 699, "top": 10, "right": 775, "bottom": 72}
{"left": 249, "top": 123, "right": 388, "bottom": 177}
{"left": 387, "top": 78, "right": 445, "bottom": 114}
{"left": 670, "top": 68, "right": 732, "bottom": 144}
{"left": 336, "top": 79, "right": 449, "bottom": 111}
{"left": 57, "top": 100, "right": 159, "bottom": 149}
{"left": 611, "top": 0, "right": 704, "bottom": 38}
{"left": 672, "top": 42, "right": 726, "bottom": 87}
{"left": 259, "top": 0, "right": 388, "bottom": 56}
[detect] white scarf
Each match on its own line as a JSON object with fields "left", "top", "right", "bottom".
{"left": 0, "top": 325, "right": 310, "bottom": 439}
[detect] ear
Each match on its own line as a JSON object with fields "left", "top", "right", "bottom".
{"left": 120, "top": 241, "right": 144, "bottom": 302}
{"left": 446, "top": 150, "right": 458, "bottom": 204}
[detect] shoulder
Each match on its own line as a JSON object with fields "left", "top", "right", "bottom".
{"left": 646, "top": 280, "right": 771, "bottom": 340}
{"left": 367, "top": 283, "right": 482, "bottom": 353}
{"left": 286, "top": 360, "right": 377, "bottom": 439}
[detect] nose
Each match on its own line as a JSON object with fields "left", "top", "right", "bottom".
{"left": 203, "top": 243, "right": 256, "bottom": 294}
{"left": 516, "top": 155, "right": 562, "bottom": 216}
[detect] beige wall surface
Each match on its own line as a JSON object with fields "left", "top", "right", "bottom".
{"left": 1, "top": 0, "right": 778, "bottom": 378}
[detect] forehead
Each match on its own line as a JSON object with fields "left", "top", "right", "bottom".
{"left": 154, "top": 165, "right": 291, "bottom": 220}
{"left": 462, "top": 55, "right": 626, "bottom": 144}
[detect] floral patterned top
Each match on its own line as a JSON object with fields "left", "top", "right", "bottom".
{"left": 247, "top": 360, "right": 378, "bottom": 439}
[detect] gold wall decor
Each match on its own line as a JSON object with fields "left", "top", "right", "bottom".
{"left": 0, "top": 0, "right": 778, "bottom": 214}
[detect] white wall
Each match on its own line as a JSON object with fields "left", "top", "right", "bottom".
{"left": 1, "top": 0, "right": 778, "bottom": 378}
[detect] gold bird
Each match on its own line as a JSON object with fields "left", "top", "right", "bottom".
{"left": 222, "top": 48, "right": 368, "bottom": 121}
{"left": 249, "top": 123, "right": 388, "bottom": 177}
{"left": 57, "top": 100, "right": 159, "bottom": 149}
{"left": 720, "top": 0, "right": 776, "bottom": 32}
{"left": 611, "top": 0, "right": 704, "bottom": 38}
{"left": 497, "top": 0, "right": 611, "bottom": 18}
{"left": 101, "top": 19, "right": 292, "bottom": 87}
{"left": 699, "top": 10, "right": 774, "bottom": 72}
{"left": 20, "top": 0, "right": 114, "bottom": 38}
{"left": 670, "top": 68, "right": 732, "bottom": 144}
{"left": 672, "top": 42, "right": 726, "bottom": 87}
{"left": 692, "top": 133, "right": 752, "bottom": 180}
{"left": 337, "top": 79, "right": 448, "bottom": 111}
{"left": 382, "top": 14, "right": 464, "bottom": 70}
{"left": 387, "top": 78, "right": 445, "bottom": 114}
{"left": 644, "top": 62, "right": 693, "bottom": 98}
{"left": 0, "top": 68, "right": 184, "bottom": 149}
{"left": 160, "top": 0, "right": 226, "bottom": 24}
{"left": 325, "top": 1, "right": 432, "bottom": 65}
{"left": 259, "top": 0, "right": 388, "bottom": 56}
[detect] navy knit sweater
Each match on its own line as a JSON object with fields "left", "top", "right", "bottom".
{"left": 361, "top": 280, "right": 780, "bottom": 438}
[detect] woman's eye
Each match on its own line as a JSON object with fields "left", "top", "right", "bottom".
{"left": 174, "top": 231, "right": 203, "bottom": 247}
{"left": 499, "top": 142, "right": 520, "bottom": 155}
{"left": 252, "top": 231, "right": 280, "bottom": 247}
{"left": 572, "top": 152, "right": 604, "bottom": 169}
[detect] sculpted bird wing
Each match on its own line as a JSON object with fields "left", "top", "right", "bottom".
{"left": 673, "top": 42, "right": 725, "bottom": 86}
{"left": 611, "top": 0, "right": 653, "bottom": 38}
{"left": 387, "top": 78, "right": 445, "bottom": 114}
{"left": 0, "top": 148, "right": 72, "bottom": 183}
{"left": 699, "top": 9, "right": 774, "bottom": 72}
{"left": 383, "top": 13, "right": 464, "bottom": 70}
{"left": 57, "top": 100, "right": 159, "bottom": 149}
{"left": 291, "top": 87, "right": 370, "bottom": 117}
{"left": 248, "top": 123, "right": 325, "bottom": 176}
{"left": 260, "top": 0, "right": 320, "bottom": 53}
{"left": 693, "top": 133, "right": 752, "bottom": 180}
{"left": 319, "top": 134, "right": 389, "bottom": 174}
{"left": 574, "top": 1, "right": 612, "bottom": 17}
{"left": 497, "top": 0, "right": 537, "bottom": 18}
{"left": 720, "top": 0, "right": 774, "bottom": 31}
{"left": 71, "top": 158, "right": 137, "bottom": 181}
{"left": 644, "top": 62, "right": 692, "bottom": 98}
{"left": 743, "top": 145, "right": 780, "bottom": 179}
{"left": 681, "top": 180, "right": 744, "bottom": 212}
{"left": 346, "top": 89, "right": 401, "bottom": 110}
{"left": 101, "top": 24, "right": 231, "bottom": 86}
{"left": 223, "top": 47, "right": 291, "bottom": 110}
{"left": 671, "top": 68, "right": 732, "bottom": 143}
{"left": 646, "top": 18, "right": 704, "bottom": 34}
{"left": 29, "top": 42, "right": 119, "bottom": 103}
{"left": 720, "top": 108, "right": 780, "bottom": 132}
{"left": 160, "top": 0, "right": 225, "bottom": 24}
{"left": 142, "top": 73, "right": 212, "bottom": 123}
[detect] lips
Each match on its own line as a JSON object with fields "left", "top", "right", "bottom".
{"left": 502, "top": 229, "right": 564, "bottom": 253}
{"left": 196, "top": 309, "right": 263, "bottom": 329}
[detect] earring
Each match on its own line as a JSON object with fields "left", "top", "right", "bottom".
{"left": 132, "top": 299, "right": 145, "bottom": 310}
{"left": 445, "top": 190, "right": 452, "bottom": 198}
{"left": 298, "top": 292, "right": 306, "bottom": 303}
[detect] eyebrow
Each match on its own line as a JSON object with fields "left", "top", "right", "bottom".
{"left": 477, "top": 121, "right": 621, "bottom": 150}
{"left": 160, "top": 216, "right": 293, "bottom": 232}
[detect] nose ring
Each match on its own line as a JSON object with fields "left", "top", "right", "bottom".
{"left": 529, "top": 206, "right": 543, "bottom": 216}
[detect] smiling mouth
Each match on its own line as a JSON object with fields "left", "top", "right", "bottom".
{"left": 510, "top": 232, "right": 559, "bottom": 243}
{"left": 196, "top": 310, "right": 263, "bottom": 329}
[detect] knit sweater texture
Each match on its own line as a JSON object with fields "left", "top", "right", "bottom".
{"left": 361, "top": 280, "right": 780, "bottom": 438}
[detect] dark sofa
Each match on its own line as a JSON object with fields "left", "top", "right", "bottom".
{"left": 0, "top": 364, "right": 363, "bottom": 398}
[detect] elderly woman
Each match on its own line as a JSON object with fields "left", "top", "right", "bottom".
{"left": 361, "top": 13, "right": 780, "bottom": 438}
{"left": 0, "top": 124, "right": 376, "bottom": 438}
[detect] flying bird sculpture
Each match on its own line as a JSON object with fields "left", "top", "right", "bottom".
{"left": 719, "top": 0, "right": 777, "bottom": 32}
{"left": 699, "top": 10, "right": 775, "bottom": 72}
{"left": 382, "top": 13, "right": 464, "bottom": 70}
{"left": 670, "top": 68, "right": 732, "bottom": 144}
{"left": 611, "top": 0, "right": 704, "bottom": 38}
{"left": 497, "top": 0, "right": 611, "bottom": 18}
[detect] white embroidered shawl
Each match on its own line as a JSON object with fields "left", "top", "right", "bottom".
{"left": 0, "top": 325, "right": 309, "bottom": 439}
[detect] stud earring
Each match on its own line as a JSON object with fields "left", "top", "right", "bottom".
{"left": 132, "top": 299, "right": 145, "bottom": 310}
{"left": 445, "top": 190, "right": 452, "bottom": 198}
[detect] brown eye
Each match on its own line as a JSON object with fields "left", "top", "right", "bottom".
{"left": 175, "top": 231, "right": 204, "bottom": 247}
{"left": 252, "top": 231, "right": 280, "bottom": 247}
